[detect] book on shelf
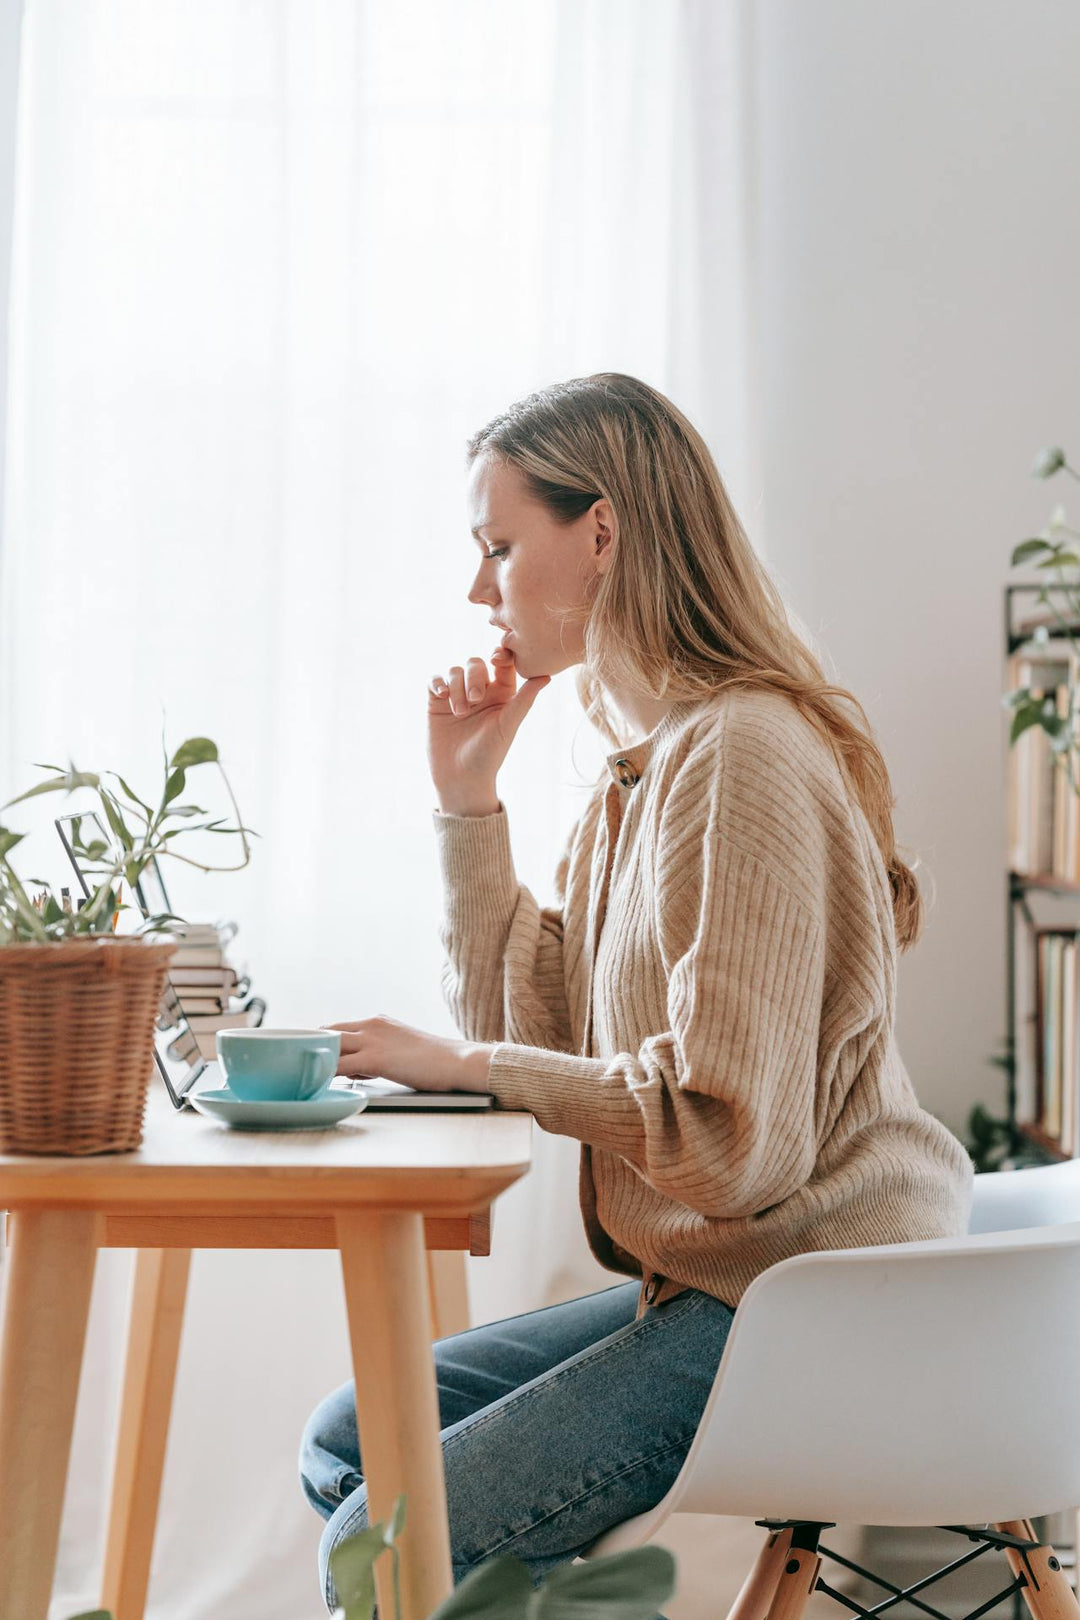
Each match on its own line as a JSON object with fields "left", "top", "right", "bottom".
{"left": 1064, "top": 941, "right": 1079, "bottom": 1158}
{"left": 1007, "top": 645, "right": 1080, "bottom": 881}
{"left": 1013, "top": 898, "right": 1039, "bottom": 1129}
{"left": 1034, "top": 927, "right": 1079, "bottom": 1154}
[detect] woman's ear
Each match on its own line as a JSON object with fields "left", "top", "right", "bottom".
{"left": 592, "top": 498, "right": 618, "bottom": 571}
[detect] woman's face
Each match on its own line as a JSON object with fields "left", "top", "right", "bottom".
{"left": 465, "top": 453, "right": 615, "bottom": 678}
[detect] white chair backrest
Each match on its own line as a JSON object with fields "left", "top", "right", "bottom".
{"left": 969, "top": 1157, "right": 1080, "bottom": 1233}
{"left": 662, "top": 1219, "right": 1080, "bottom": 1527}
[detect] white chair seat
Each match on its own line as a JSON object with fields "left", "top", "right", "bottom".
{"left": 586, "top": 1159, "right": 1080, "bottom": 1559}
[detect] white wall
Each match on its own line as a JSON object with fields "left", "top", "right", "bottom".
{"left": 749, "top": 0, "right": 1080, "bottom": 1137}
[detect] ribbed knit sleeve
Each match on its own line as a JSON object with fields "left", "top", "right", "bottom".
{"left": 433, "top": 803, "right": 579, "bottom": 1054}
{"left": 486, "top": 717, "right": 849, "bottom": 1220}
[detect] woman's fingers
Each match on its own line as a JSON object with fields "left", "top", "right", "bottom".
{"left": 491, "top": 647, "right": 515, "bottom": 684}
{"left": 429, "top": 650, "right": 514, "bottom": 711}
{"left": 464, "top": 654, "right": 488, "bottom": 702}
{"left": 447, "top": 666, "right": 467, "bottom": 712}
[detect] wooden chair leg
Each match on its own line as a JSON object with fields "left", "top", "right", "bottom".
{"left": 725, "top": 1527, "right": 794, "bottom": 1620}
{"left": 995, "top": 1521, "right": 1080, "bottom": 1620}
{"left": 425, "top": 1249, "right": 470, "bottom": 1340}
{"left": 101, "top": 1248, "right": 192, "bottom": 1620}
{"left": 762, "top": 1539, "right": 822, "bottom": 1620}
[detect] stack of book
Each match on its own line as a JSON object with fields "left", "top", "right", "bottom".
{"left": 1007, "top": 642, "right": 1080, "bottom": 881}
{"left": 164, "top": 921, "right": 266, "bottom": 1060}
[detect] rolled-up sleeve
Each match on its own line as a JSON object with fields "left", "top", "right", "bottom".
{"left": 433, "top": 803, "right": 579, "bottom": 1054}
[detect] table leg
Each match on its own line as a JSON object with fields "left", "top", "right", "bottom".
{"left": 426, "top": 1249, "right": 471, "bottom": 1340}
{"left": 337, "top": 1210, "right": 453, "bottom": 1620}
{"left": 0, "top": 1208, "right": 101, "bottom": 1620}
{"left": 101, "top": 1247, "right": 192, "bottom": 1620}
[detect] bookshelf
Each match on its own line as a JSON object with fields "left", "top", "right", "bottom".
{"left": 1004, "top": 582, "right": 1080, "bottom": 1162}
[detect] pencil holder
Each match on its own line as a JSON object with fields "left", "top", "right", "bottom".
{"left": 0, "top": 934, "right": 177, "bottom": 1154}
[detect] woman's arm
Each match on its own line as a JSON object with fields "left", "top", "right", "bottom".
{"left": 433, "top": 799, "right": 586, "bottom": 1054}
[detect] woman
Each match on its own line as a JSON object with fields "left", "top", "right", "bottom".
{"left": 299, "top": 372, "right": 974, "bottom": 1611}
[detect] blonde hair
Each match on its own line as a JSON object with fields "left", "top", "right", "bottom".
{"left": 466, "top": 372, "right": 924, "bottom": 951}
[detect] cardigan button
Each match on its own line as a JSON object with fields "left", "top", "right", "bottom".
{"left": 614, "top": 757, "right": 639, "bottom": 787}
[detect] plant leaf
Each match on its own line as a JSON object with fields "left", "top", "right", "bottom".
{"left": 1012, "top": 537, "right": 1053, "bottom": 565}
{"left": 1010, "top": 705, "right": 1046, "bottom": 744}
{"left": 107, "top": 771, "right": 154, "bottom": 816}
{"left": 65, "top": 1610, "right": 114, "bottom": 1619}
{"left": 1, "top": 769, "right": 100, "bottom": 809}
{"left": 0, "top": 828, "right": 27, "bottom": 859}
{"left": 135, "top": 910, "right": 189, "bottom": 933}
{"left": 328, "top": 1522, "right": 390, "bottom": 1620}
{"left": 426, "top": 1556, "right": 534, "bottom": 1620}
{"left": 529, "top": 1545, "right": 677, "bottom": 1620}
{"left": 170, "top": 736, "right": 219, "bottom": 770}
{"left": 99, "top": 790, "right": 134, "bottom": 853}
{"left": 163, "top": 767, "right": 186, "bottom": 807}
{"left": 1037, "top": 550, "right": 1080, "bottom": 570}
{"left": 387, "top": 1494, "right": 407, "bottom": 1543}
{"left": 1033, "top": 446, "right": 1066, "bottom": 478}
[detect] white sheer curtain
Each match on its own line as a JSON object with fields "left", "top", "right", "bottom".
{"left": 0, "top": 2, "right": 756, "bottom": 1615}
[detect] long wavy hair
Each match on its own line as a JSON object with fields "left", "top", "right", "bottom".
{"left": 465, "top": 372, "right": 925, "bottom": 951}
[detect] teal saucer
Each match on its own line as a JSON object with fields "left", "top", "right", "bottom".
{"left": 190, "top": 1084, "right": 369, "bottom": 1130}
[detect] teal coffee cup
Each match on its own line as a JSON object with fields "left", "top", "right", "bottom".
{"left": 216, "top": 1028, "right": 342, "bottom": 1103}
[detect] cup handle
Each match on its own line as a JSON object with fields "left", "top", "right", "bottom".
{"left": 298, "top": 1046, "right": 334, "bottom": 1101}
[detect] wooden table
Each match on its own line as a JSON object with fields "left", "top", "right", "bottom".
{"left": 0, "top": 1087, "right": 532, "bottom": 1620}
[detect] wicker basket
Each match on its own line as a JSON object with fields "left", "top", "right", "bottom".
{"left": 0, "top": 934, "right": 177, "bottom": 1155}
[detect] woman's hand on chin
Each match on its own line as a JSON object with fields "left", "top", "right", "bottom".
{"left": 321, "top": 1014, "right": 496, "bottom": 1093}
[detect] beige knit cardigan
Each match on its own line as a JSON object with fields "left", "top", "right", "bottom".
{"left": 433, "top": 686, "right": 974, "bottom": 1318}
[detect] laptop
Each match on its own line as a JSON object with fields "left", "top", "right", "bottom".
{"left": 55, "top": 811, "right": 494, "bottom": 1111}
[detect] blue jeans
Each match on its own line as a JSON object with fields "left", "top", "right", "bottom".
{"left": 298, "top": 1279, "right": 737, "bottom": 1614}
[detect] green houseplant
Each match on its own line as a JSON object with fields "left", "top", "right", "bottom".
{"left": 66, "top": 1494, "right": 676, "bottom": 1620}
{"left": 0, "top": 730, "right": 256, "bottom": 1153}
{"left": 1001, "top": 444, "right": 1080, "bottom": 781}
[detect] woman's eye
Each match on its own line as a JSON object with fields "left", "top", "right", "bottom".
{"left": 485, "top": 547, "right": 509, "bottom": 560}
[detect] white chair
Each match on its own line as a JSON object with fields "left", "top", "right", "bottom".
{"left": 584, "top": 1158, "right": 1080, "bottom": 1620}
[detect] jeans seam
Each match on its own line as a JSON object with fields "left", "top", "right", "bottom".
{"left": 461, "top": 1429, "right": 699, "bottom": 1568}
